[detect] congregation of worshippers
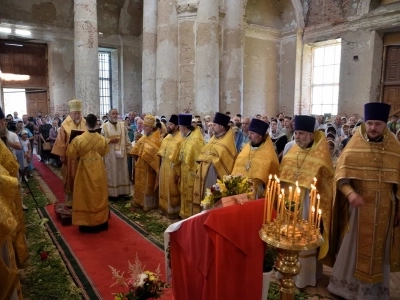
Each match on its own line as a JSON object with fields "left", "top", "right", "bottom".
{"left": 1, "top": 99, "right": 400, "bottom": 300}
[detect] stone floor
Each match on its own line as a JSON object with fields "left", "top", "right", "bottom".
{"left": 272, "top": 266, "right": 400, "bottom": 299}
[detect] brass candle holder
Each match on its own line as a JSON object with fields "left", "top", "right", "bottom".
{"left": 260, "top": 176, "right": 323, "bottom": 300}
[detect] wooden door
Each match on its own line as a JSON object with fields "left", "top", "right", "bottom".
{"left": 26, "top": 91, "right": 48, "bottom": 117}
{"left": 382, "top": 45, "right": 400, "bottom": 113}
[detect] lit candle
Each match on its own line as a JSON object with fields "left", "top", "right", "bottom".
{"left": 288, "top": 186, "right": 293, "bottom": 202}
{"left": 313, "top": 177, "right": 317, "bottom": 186}
{"left": 280, "top": 189, "right": 285, "bottom": 221}
{"left": 270, "top": 177, "right": 278, "bottom": 217}
{"left": 317, "top": 209, "right": 322, "bottom": 229}
{"left": 292, "top": 194, "right": 299, "bottom": 240}
{"left": 267, "top": 174, "right": 272, "bottom": 190}
{"left": 316, "top": 194, "right": 320, "bottom": 221}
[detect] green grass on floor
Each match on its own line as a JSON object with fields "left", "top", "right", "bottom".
{"left": 111, "top": 200, "right": 175, "bottom": 243}
{"left": 20, "top": 174, "right": 82, "bottom": 300}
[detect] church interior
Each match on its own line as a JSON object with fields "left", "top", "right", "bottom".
{"left": 2, "top": 1, "right": 400, "bottom": 300}
{"left": 1, "top": 0, "right": 399, "bottom": 119}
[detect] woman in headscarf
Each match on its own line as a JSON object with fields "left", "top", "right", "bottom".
{"left": 327, "top": 139, "right": 339, "bottom": 168}
{"left": 269, "top": 118, "right": 287, "bottom": 161}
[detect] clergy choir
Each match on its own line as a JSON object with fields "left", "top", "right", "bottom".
{"left": 1, "top": 101, "right": 400, "bottom": 300}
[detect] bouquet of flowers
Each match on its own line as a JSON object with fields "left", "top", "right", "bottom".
{"left": 200, "top": 174, "right": 254, "bottom": 208}
{"left": 109, "top": 253, "right": 169, "bottom": 300}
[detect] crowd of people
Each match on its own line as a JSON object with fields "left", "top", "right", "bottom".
{"left": 1, "top": 99, "right": 400, "bottom": 300}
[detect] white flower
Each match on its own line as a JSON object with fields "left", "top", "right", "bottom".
{"left": 136, "top": 273, "right": 148, "bottom": 287}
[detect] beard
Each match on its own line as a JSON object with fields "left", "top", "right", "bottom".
{"left": 73, "top": 118, "right": 81, "bottom": 124}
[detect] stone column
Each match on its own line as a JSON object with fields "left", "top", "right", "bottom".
{"left": 74, "top": 0, "right": 99, "bottom": 115}
{"left": 221, "top": 0, "right": 244, "bottom": 115}
{"left": 176, "top": 2, "right": 198, "bottom": 113}
{"left": 156, "top": 0, "right": 178, "bottom": 115}
{"left": 195, "top": 0, "right": 220, "bottom": 115}
{"left": 142, "top": 0, "right": 157, "bottom": 114}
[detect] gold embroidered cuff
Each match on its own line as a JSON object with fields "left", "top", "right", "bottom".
{"left": 339, "top": 183, "right": 355, "bottom": 198}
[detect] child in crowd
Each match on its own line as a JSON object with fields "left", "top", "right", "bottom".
{"left": 20, "top": 130, "right": 31, "bottom": 182}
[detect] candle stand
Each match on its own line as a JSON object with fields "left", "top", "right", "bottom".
{"left": 259, "top": 219, "right": 323, "bottom": 300}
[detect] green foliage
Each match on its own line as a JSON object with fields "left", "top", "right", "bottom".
{"left": 20, "top": 176, "right": 83, "bottom": 300}
{"left": 263, "top": 246, "right": 278, "bottom": 272}
{"left": 111, "top": 200, "right": 174, "bottom": 243}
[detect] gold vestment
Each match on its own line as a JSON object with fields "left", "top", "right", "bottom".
{"left": 232, "top": 137, "right": 279, "bottom": 197}
{"left": 279, "top": 131, "right": 334, "bottom": 262}
{"left": 52, "top": 115, "right": 86, "bottom": 206}
{"left": 173, "top": 128, "right": 205, "bottom": 218}
{"left": 331, "top": 125, "right": 400, "bottom": 283}
{"left": 157, "top": 132, "right": 184, "bottom": 217}
{"left": 66, "top": 132, "right": 109, "bottom": 226}
{"left": 131, "top": 130, "right": 161, "bottom": 211}
{"left": 0, "top": 141, "right": 28, "bottom": 266}
{"left": 0, "top": 164, "right": 22, "bottom": 300}
{"left": 193, "top": 129, "right": 237, "bottom": 214}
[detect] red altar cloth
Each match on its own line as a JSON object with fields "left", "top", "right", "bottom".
{"left": 169, "top": 199, "right": 273, "bottom": 300}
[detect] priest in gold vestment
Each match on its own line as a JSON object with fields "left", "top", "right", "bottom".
{"left": 131, "top": 115, "right": 161, "bottom": 212}
{"left": 0, "top": 107, "right": 26, "bottom": 299}
{"left": 193, "top": 112, "right": 237, "bottom": 214}
{"left": 157, "top": 115, "right": 184, "bottom": 219}
{"left": 232, "top": 118, "right": 279, "bottom": 198}
{"left": 328, "top": 103, "right": 400, "bottom": 300}
{"left": 52, "top": 99, "right": 86, "bottom": 207}
{"left": 279, "top": 115, "right": 334, "bottom": 288}
{"left": 174, "top": 114, "right": 204, "bottom": 219}
{"left": 66, "top": 114, "right": 109, "bottom": 233}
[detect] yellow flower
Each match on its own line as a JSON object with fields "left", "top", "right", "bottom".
{"left": 149, "top": 275, "right": 156, "bottom": 281}
{"left": 115, "top": 295, "right": 123, "bottom": 300}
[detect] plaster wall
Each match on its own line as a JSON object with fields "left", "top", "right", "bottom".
{"left": 178, "top": 19, "right": 196, "bottom": 113}
{"left": 279, "top": 36, "right": 298, "bottom": 116}
{"left": 48, "top": 39, "right": 75, "bottom": 116}
{"left": 338, "top": 30, "right": 383, "bottom": 116}
{"left": 243, "top": 36, "right": 279, "bottom": 118}
{"left": 121, "top": 38, "right": 143, "bottom": 113}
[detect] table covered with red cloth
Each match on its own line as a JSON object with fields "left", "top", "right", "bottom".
{"left": 168, "top": 199, "right": 274, "bottom": 300}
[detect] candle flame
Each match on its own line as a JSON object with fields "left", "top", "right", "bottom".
{"left": 269, "top": 174, "right": 272, "bottom": 179}
{"left": 289, "top": 186, "right": 292, "bottom": 191}
{"left": 274, "top": 174, "right": 278, "bottom": 180}
{"left": 276, "top": 178, "right": 280, "bottom": 183}
{"left": 318, "top": 209, "right": 322, "bottom": 215}
{"left": 311, "top": 206, "right": 315, "bottom": 212}
{"left": 281, "top": 188, "right": 285, "bottom": 195}
{"left": 279, "top": 194, "right": 282, "bottom": 199}
{"left": 317, "top": 194, "right": 320, "bottom": 199}
{"left": 314, "top": 177, "right": 317, "bottom": 182}
{"left": 295, "top": 181, "right": 299, "bottom": 187}
{"left": 296, "top": 187, "right": 301, "bottom": 193}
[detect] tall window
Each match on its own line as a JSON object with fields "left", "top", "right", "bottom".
{"left": 99, "top": 51, "right": 112, "bottom": 116}
{"left": 311, "top": 40, "right": 341, "bottom": 115}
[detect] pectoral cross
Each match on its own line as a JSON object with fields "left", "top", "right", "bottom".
{"left": 295, "top": 170, "right": 300, "bottom": 180}
{"left": 206, "top": 150, "right": 211, "bottom": 156}
{"left": 245, "top": 161, "right": 251, "bottom": 171}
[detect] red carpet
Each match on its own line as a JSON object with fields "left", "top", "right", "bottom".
{"left": 34, "top": 158, "right": 173, "bottom": 300}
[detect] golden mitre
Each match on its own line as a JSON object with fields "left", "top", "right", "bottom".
{"left": 143, "top": 115, "right": 156, "bottom": 127}
{"left": 68, "top": 99, "right": 83, "bottom": 112}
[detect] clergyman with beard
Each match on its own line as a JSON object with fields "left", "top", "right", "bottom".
{"left": 102, "top": 108, "right": 132, "bottom": 200}
{"left": 52, "top": 99, "right": 86, "bottom": 209}
{"left": 231, "top": 118, "right": 279, "bottom": 199}
{"left": 157, "top": 114, "right": 184, "bottom": 219}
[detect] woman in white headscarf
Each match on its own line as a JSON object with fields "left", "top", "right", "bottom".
{"left": 269, "top": 118, "right": 287, "bottom": 161}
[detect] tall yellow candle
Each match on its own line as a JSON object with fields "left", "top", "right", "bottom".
{"left": 288, "top": 186, "right": 293, "bottom": 202}
{"left": 316, "top": 194, "right": 321, "bottom": 222}
{"left": 317, "top": 209, "right": 322, "bottom": 229}
{"left": 263, "top": 187, "right": 269, "bottom": 224}
{"left": 311, "top": 205, "right": 315, "bottom": 227}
